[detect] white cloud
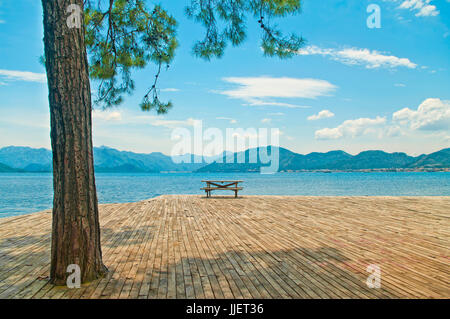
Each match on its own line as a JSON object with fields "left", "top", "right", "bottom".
{"left": 0, "top": 20, "right": 5, "bottom": 24}
{"left": 386, "top": 126, "right": 404, "bottom": 137}
{"left": 93, "top": 110, "right": 122, "bottom": 121}
{"left": 92, "top": 109, "right": 201, "bottom": 129}
{"left": 398, "top": 0, "right": 439, "bottom": 17}
{"left": 216, "top": 117, "right": 237, "bottom": 124}
{"left": 314, "top": 98, "right": 450, "bottom": 141}
{"left": 150, "top": 118, "right": 201, "bottom": 128}
{"left": 394, "top": 83, "right": 406, "bottom": 87}
{"left": 298, "top": 46, "right": 417, "bottom": 69}
{"left": 307, "top": 110, "right": 335, "bottom": 121}
{"left": 160, "top": 88, "right": 180, "bottom": 92}
{"left": 218, "top": 76, "right": 337, "bottom": 108}
{"left": 244, "top": 98, "right": 311, "bottom": 108}
{"left": 0, "top": 69, "right": 47, "bottom": 83}
{"left": 393, "top": 98, "right": 450, "bottom": 131}
{"left": 315, "top": 116, "right": 386, "bottom": 140}
{"left": 222, "top": 76, "right": 336, "bottom": 99}
{"left": 261, "top": 118, "right": 272, "bottom": 124}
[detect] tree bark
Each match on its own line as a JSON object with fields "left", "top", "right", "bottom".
{"left": 42, "top": 0, "right": 107, "bottom": 285}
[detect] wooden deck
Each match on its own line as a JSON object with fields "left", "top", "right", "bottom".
{"left": 0, "top": 195, "right": 449, "bottom": 299}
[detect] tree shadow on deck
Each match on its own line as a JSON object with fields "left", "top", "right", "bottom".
{"left": 150, "top": 246, "right": 398, "bottom": 299}
{"left": 101, "top": 225, "right": 155, "bottom": 248}
{"left": 0, "top": 229, "right": 400, "bottom": 298}
{"left": 0, "top": 224, "right": 156, "bottom": 252}
{"left": 0, "top": 224, "right": 155, "bottom": 281}
{"left": 0, "top": 233, "right": 51, "bottom": 266}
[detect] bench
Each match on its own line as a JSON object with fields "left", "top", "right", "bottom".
{"left": 201, "top": 180, "right": 243, "bottom": 198}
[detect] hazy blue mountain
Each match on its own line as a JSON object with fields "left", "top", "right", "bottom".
{"left": 0, "top": 145, "right": 210, "bottom": 173}
{"left": 0, "top": 146, "right": 52, "bottom": 169}
{"left": 281, "top": 150, "right": 353, "bottom": 170}
{"left": 1, "top": 145, "right": 448, "bottom": 173}
{"left": 23, "top": 163, "right": 52, "bottom": 172}
{"left": 197, "top": 147, "right": 297, "bottom": 172}
{"left": 329, "top": 151, "right": 416, "bottom": 169}
{"left": 198, "top": 147, "right": 450, "bottom": 172}
{"left": 197, "top": 147, "right": 352, "bottom": 172}
{"left": 93, "top": 146, "right": 208, "bottom": 172}
{"left": 409, "top": 148, "right": 450, "bottom": 168}
{"left": 0, "top": 162, "right": 23, "bottom": 172}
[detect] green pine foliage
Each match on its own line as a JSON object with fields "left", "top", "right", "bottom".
{"left": 84, "top": 0, "right": 304, "bottom": 112}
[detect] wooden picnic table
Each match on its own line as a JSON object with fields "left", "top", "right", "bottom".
{"left": 201, "top": 180, "right": 244, "bottom": 198}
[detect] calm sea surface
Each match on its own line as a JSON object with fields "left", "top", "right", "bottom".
{"left": 1, "top": 172, "right": 449, "bottom": 218}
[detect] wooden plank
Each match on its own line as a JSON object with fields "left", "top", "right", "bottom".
{"left": 0, "top": 195, "right": 448, "bottom": 299}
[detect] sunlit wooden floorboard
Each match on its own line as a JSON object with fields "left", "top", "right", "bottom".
{"left": 0, "top": 195, "right": 449, "bottom": 299}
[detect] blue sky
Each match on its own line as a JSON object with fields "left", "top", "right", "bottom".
{"left": 0, "top": 0, "right": 449, "bottom": 156}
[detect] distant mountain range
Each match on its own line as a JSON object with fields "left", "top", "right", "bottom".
{"left": 198, "top": 147, "right": 450, "bottom": 172}
{"left": 0, "top": 146, "right": 210, "bottom": 173}
{"left": 0, "top": 145, "right": 449, "bottom": 173}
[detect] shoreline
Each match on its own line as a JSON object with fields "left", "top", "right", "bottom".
{"left": 1, "top": 168, "right": 450, "bottom": 174}
{"left": 1, "top": 195, "right": 450, "bottom": 220}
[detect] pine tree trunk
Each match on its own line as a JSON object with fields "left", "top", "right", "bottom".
{"left": 42, "top": 0, "right": 107, "bottom": 285}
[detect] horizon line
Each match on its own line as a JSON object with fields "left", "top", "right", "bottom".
{"left": 1, "top": 144, "right": 448, "bottom": 158}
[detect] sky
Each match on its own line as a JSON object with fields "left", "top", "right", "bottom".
{"left": 0, "top": 0, "right": 449, "bottom": 157}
